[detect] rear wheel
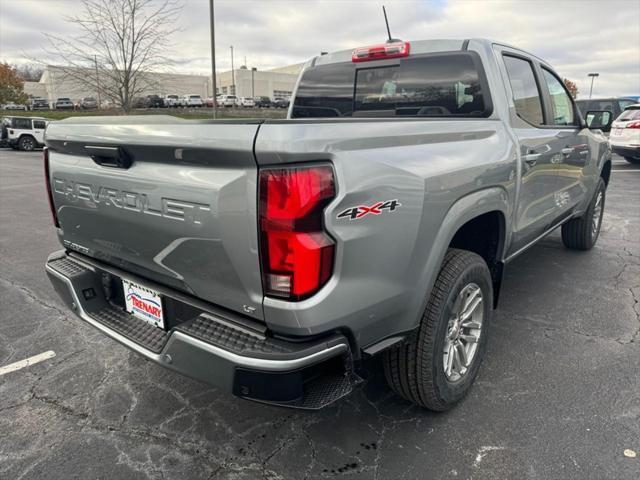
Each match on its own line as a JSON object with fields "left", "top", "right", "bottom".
{"left": 19, "top": 135, "right": 36, "bottom": 151}
{"left": 383, "top": 249, "right": 492, "bottom": 410}
{"left": 624, "top": 156, "right": 640, "bottom": 165}
{"left": 561, "top": 178, "right": 605, "bottom": 250}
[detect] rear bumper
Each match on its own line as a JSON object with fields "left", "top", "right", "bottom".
{"left": 611, "top": 145, "right": 640, "bottom": 159}
{"left": 45, "top": 251, "right": 358, "bottom": 409}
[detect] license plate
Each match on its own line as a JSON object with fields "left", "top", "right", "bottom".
{"left": 613, "top": 128, "right": 623, "bottom": 136}
{"left": 123, "top": 279, "right": 165, "bottom": 329}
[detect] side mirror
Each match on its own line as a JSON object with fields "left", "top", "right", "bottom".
{"left": 585, "top": 110, "right": 613, "bottom": 131}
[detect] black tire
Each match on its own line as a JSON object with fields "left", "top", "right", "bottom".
{"left": 18, "top": 135, "right": 36, "bottom": 151}
{"left": 383, "top": 249, "right": 492, "bottom": 411}
{"left": 561, "top": 178, "right": 606, "bottom": 250}
{"left": 624, "top": 156, "right": 640, "bottom": 165}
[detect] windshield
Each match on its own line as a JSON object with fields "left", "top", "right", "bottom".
{"left": 190, "top": 95, "right": 201, "bottom": 99}
{"left": 293, "top": 52, "right": 490, "bottom": 118}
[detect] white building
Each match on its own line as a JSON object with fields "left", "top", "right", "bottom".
{"left": 24, "top": 64, "right": 304, "bottom": 104}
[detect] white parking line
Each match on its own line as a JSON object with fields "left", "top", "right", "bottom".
{"left": 613, "top": 170, "right": 640, "bottom": 173}
{"left": 0, "top": 350, "right": 56, "bottom": 376}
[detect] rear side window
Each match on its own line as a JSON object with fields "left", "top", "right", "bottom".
{"left": 12, "top": 118, "right": 32, "bottom": 129}
{"left": 292, "top": 52, "right": 491, "bottom": 118}
{"left": 503, "top": 55, "right": 544, "bottom": 125}
{"left": 33, "top": 120, "right": 46, "bottom": 129}
{"left": 576, "top": 100, "right": 616, "bottom": 115}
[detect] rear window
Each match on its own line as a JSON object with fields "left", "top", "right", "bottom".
{"left": 292, "top": 52, "right": 491, "bottom": 118}
{"left": 189, "top": 95, "right": 201, "bottom": 99}
{"left": 618, "top": 107, "right": 640, "bottom": 121}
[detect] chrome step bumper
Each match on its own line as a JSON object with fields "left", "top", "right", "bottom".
{"left": 45, "top": 251, "right": 359, "bottom": 409}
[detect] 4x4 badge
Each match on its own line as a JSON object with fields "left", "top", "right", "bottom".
{"left": 337, "top": 199, "right": 401, "bottom": 220}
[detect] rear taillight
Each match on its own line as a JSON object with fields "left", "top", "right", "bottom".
{"left": 627, "top": 121, "right": 640, "bottom": 129}
{"left": 43, "top": 147, "right": 59, "bottom": 228}
{"left": 259, "top": 165, "right": 336, "bottom": 300}
{"left": 352, "top": 41, "right": 410, "bottom": 63}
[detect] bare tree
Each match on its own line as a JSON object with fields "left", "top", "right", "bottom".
{"left": 42, "top": 0, "right": 181, "bottom": 112}
{"left": 14, "top": 63, "right": 45, "bottom": 82}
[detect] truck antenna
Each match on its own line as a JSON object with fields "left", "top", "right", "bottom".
{"left": 382, "top": 6, "right": 400, "bottom": 43}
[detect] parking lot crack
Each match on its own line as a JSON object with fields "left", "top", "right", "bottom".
{"left": 0, "top": 275, "right": 72, "bottom": 322}
{"left": 629, "top": 287, "right": 640, "bottom": 343}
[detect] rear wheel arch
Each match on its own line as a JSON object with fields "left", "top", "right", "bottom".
{"left": 448, "top": 210, "right": 507, "bottom": 308}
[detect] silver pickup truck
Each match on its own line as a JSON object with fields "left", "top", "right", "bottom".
{"left": 44, "top": 39, "right": 611, "bottom": 411}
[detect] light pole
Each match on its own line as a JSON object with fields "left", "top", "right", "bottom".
{"left": 588, "top": 73, "right": 599, "bottom": 99}
{"left": 251, "top": 67, "right": 257, "bottom": 98}
{"left": 230, "top": 45, "right": 235, "bottom": 95}
{"left": 209, "top": 0, "right": 217, "bottom": 119}
{"left": 94, "top": 54, "right": 101, "bottom": 108}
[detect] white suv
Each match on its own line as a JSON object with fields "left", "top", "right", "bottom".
{"left": 180, "top": 94, "right": 203, "bottom": 108}
{"left": 236, "top": 97, "right": 255, "bottom": 108}
{"left": 3, "top": 116, "right": 48, "bottom": 151}
{"left": 610, "top": 104, "right": 640, "bottom": 164}
{"left": 217, "top": 95, "right": 237, "bottom": 107}
{"left": 164, "top": 94, "right": 180, "bottom": 107}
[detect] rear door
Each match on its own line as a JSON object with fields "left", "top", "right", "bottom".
{"left": 498, "top": 50, "right": 566, "bottom": 255}
{"left": 45, "top": 117, "right": 265, "bottom": 319}
{"left": 33, "top": 119, "right": 46, "bottom": 144}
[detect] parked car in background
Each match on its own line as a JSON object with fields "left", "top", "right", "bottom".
{"left": 204, "top": 97, "right": 217, "bottom": 108}
{"left": 164, "top": 94, "right": 180, "bottom": 108}
{"left": 43, "top": 38, "right": 612, "bottom": 411}
{"left": 254, "top": 96, "right": 272, "bottom": 108}
{"left": 236, "top": 97, "right": 255, "bottom": 108}
{"left": 180, "top": 94, "right": 204, "bottom": 108}
{"left": 144, "top": 95, "right": 164, "bottom": 108}
{"left": 217, "top": 95, "right": 237, "bottom": 107}
{"left": 609, "top": 104, "right": 640, "bottom": 164}
{"left": 79, "top": 97, "right": 98, "bottom": 109}
{"left": 29, "top": 98, "right": 50, "bottom": 111}
{"left": 3, "top": 102, "right": 28, "bottom": 111}
{"left": 273, "top": 97, "right": 290, "bottom": 108}
{"left": 3, "top": 116, "right": 47, "bottom": 151}
{"left": 576, "top": 97, "right": 637, "bottom": 133}
{"left": 54, "top": 98, "right": 74, "bottom": 110}
{"left": 132, "top": 97, "right": 147, "bottom": 109}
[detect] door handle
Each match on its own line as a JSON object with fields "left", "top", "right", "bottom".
{"left": 523, "top": 153, "right": 540, "bottom": 166}
{"left": 561, "top": 147, "right": 574, "bottom": 155}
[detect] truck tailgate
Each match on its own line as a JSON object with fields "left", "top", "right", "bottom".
{"left": 45, "top": 116, "right": 264, "bottom": 320}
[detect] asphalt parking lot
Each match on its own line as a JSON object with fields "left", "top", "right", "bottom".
{"left": 0, "top": 149, "right": 638, "bottom": 480}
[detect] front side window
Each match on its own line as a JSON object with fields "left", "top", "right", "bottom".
{"left": 541, "top": 69, "right": 575, "bottom": 126}
{"left": 33, "top": 120, "right": 46, "bottom": 129}
{"left": 503, "top": 55, "right": 544, "bottom": 126}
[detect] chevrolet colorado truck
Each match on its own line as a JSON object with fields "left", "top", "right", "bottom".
{"left": 44, "top": 39, "right": 612, "bottom": 410}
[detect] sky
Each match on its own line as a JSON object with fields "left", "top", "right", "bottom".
{"left": 0, "top": 0, "right": 639, "bottom": 98}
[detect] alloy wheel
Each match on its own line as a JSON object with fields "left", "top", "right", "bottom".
{"left": 443, "top": 283, "right": 484, "bottom": 382}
